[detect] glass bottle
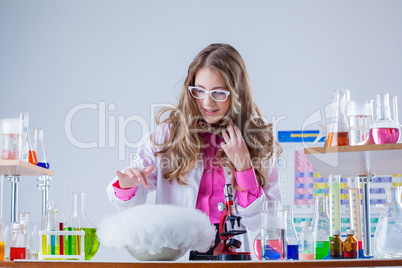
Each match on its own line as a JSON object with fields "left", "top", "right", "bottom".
{"left": 312, "top": 196, "right": 330, "bottom": 259}
{"left": 18, "top": 212, "right": 36, "bottom": 259}
{"left": 326, "top": 89, "right": 350, "bottom": 147}
{"left": 329, "top": 230, "right": 343, "bottom": 259}
{"left": 65, "top": 192, "right": 99, "bottom": 260}
{"left": 16, "top": 113, "right": 37, "bottom": 165}
{"left": 298, "top": 221, "right": 315, "bottom": 260}
{"left": 284, "top": 210, "right": 298, "bottom": 260}
{"left": 343, "top": 229, "right": 358, "bottom": 259}
{"left": 373, "top": 187, "right": 402, "bottom": 258}
{"left": 33, "top": 128, "right": 49, "bottom": 169}
{"left": 329, "top": 175, "right": 341, "bottom": 240}
{"left": 347, "top": 177, "right": 363, "bottom": 254}
{"left": 369, "top": 93, "right": 401, "bottom": 144}
{"left": 10, "top": 223, "right": 26, "bottom": 261}
{"left": 0, "top": 223, "right": 4, "bottom": 261}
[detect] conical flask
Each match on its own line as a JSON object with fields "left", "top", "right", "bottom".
{"left": 326, "top": 89, "right": 350, "bottom": 147}
{"left": 65, "top": 192, "right": 99, "bottom": 260}
{"left": 373, "top": 187, "right": 402, "bottom": 258}
{"left": 33, "top": 128, "right": 49, "bottom": 169}
{"left": 369, "top": 93, "right": 401, "bottom": 144}
{"left": 312, "top": 196, "right": 330, "bottom": 259}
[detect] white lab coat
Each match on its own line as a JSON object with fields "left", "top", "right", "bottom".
{"left": 106, "top": 122, "right": 281, "bottom": 260}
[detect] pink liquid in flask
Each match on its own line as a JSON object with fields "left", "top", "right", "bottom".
{"left": 369, "top": 128, "right": 400, "bottom": 144}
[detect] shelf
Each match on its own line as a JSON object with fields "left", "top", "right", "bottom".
{"left": 0, "top": 160, "right": 53, "bottom": 177}
{"left": 303, "top": 143, "right": 402, "bottom": 178}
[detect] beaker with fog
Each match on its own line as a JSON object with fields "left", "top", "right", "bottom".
{"left": 347, "top": 99, "right": 373, "bottom": 146}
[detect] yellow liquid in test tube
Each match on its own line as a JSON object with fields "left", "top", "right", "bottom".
{"left": 348, "top": 188, "right": 362, "bottom": 242}
{"left": 330, "top": 181, "right": 341, "bottom": 236}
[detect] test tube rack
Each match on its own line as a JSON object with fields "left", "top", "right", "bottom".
{"left": 38, "top": 230, "right": 85, "bottom": 261}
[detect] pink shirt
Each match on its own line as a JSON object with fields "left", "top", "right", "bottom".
{"left": 113, "top": 132, "right": 262, "bottom": 224}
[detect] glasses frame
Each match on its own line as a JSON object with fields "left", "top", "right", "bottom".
{"left": 188, "top": 86, "right": 231, "bottom": 102}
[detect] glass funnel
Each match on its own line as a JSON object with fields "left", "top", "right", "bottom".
{"left": 369, "top": 93, "right": 400, "bottom": 144}
{"left": 326, "top": 89, "right": 350, "bottom": 147}
{"left": 64, "top": 192, "right": 99, "bottom": 260}
{"left": 373, "top": 187, "right": 402, "bottom": 258}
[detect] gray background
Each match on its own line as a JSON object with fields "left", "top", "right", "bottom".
{"left": 1, "top": 0, "right": 401, "bottom": 261}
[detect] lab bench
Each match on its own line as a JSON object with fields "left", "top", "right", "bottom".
{"left": 2, "top": 259, "right": 402, "bottom": 268}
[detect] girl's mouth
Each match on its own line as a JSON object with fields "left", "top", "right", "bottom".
{"left": 203, "top": 108, "right": 219, "bottom": 115}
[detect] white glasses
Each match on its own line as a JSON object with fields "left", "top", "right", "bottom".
{"left": 188, "top": 86, "right": 231, "bottom": 102}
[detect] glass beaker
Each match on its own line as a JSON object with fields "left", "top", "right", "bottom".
{"left": 373, "top": 187, "right": 402, "bottom": 258}
{"left": 329, "top": 175, "right": 341, "bottom": 239}
{"left": 65, "top": 192, "right": 99, "bottom": 260}
{"left": 326, "top": 89, "right": 350, "bottom": 147}
{"left": 261, "top": 200, "right": 284, "bottom": 260}
{"left": 369, "top": 93, "right": 401, "bottom": 144}
{"left": 0, "top": 119, "right": 23, "bottom": 160}
{"left": 312, "top": 196, "right": 330, "bottom": 259}
{"left": 347, "top": 99, "right": 373, "bottom": 145}
{"left": 347, "top": 177, "right": 363, "bottom": 253}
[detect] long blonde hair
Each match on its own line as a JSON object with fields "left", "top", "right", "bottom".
{"left": 153, "top": 43, "right": 281, "bottom": 187}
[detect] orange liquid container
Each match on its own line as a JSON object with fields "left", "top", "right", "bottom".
{"left": 0, "top": 242, "right": 4, "bottom": 261}
{"left": 29, "top": 150, "right": 38, "bottom": 165}
{"left": 325, "top": 132, "right": 349, "bottom": 147}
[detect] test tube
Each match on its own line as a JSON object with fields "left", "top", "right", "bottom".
{"left": 329, "top": 175, "right": 341, "bottom": 239}
{"left": 348, "top": 177, "right": 363, "bottom": 254}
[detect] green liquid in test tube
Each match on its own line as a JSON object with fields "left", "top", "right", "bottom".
{"left": 329, "top": 175, "right": 341, "bottom": 240}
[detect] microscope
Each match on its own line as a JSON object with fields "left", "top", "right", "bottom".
{"left": 213, "top": 184, "right": 251, "bottom": 260}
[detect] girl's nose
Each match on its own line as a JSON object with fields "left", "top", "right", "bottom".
{"left": 203, "top": 94, "right": 215, "bottom": 105}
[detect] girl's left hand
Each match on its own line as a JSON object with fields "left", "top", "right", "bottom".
{"left": 221, "top": 124, "right": 252, "bottom": 172}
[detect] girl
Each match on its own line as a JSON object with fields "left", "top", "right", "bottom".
{"left": 106, "top": 43, "right": 282, "bottom": 260}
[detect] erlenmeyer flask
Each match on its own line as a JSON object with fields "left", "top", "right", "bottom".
{"left": 65, "top": 192, "right": 99, "bottom": 260}
{"left": 369, "top": 93, "right": 401, "bottom": 144}
{"left": 326, "top": 89, "right": 350, "bottom": 147}
{"left": 33, "top": 128, "right": 49, "bottom": 169}
{"left": 16, "top": 113, "right": 37, "bottom": 165}
{"left": 373, "top": 187, "right": 402, "bottom": 258}
{"left": 312, "top": 196, "right": 330, "bottom": 259}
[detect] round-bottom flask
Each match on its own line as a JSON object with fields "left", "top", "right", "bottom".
{"left": 369, "top": 93, "right": 400, "bottom": 144}
{"left": 373, "top": 187, "right": 402, "bottom": 258}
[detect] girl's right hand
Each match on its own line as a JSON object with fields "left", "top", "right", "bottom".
{"left": 116, "top": 166, "right": 155, "bottom": 189}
